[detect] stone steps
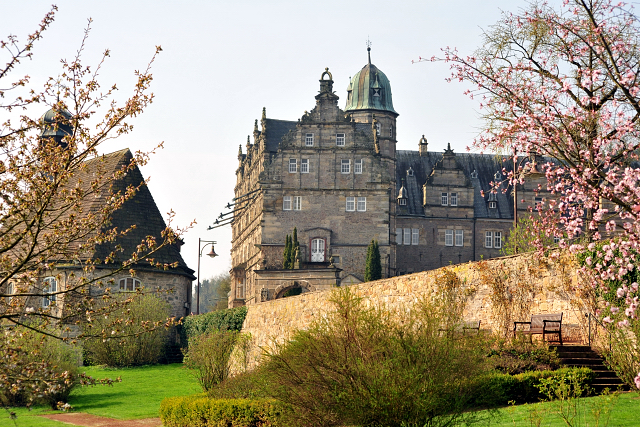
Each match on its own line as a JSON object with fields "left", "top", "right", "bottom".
{"left": 550, "top": 345, "right": 628, "bottom": 393}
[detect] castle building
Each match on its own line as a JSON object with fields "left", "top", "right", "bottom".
{"left": 229, "top": 49, "right": 546, "bottom": 307}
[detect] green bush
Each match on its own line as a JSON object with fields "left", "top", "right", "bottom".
{"left": 184, "top": 331, "right": 242, "bottom": 391}
{"left": 0, "top": 326, "right": 80, "bottom": 409}
{"left": 470, "top": 367, "right": 596, "bottom": 407}
{"left": 259, "top": 287, "right": 493, "bottom": 427}
{"left": 183, "top": 306, "right": 248, "bottom": 341}
{"left": 82, "top": 294, "right": 170, "bottom": 367}
{"left": 160, "top": 394, "right": 284, "bottom": 427}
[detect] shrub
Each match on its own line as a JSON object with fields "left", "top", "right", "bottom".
{"left": 159, "top": 394, "right": 284, "bottom": 427}
{"left": 0, "top": 326, "right": 80, "bottom": 409}
{"left": 259, "top": 287, "right": 493, "bottom": 427}
{"left": 182, "top": 306, "right": 247, "bottom": 341}
{"left": 184, "top": 331, "right": 241, "bottom": 391}
{"left": 82, "top": 294, "right": 170, "bottom": 367}
{"left": 488, "top": 335, "right": 561, "bottom": 374}
{"left": 469, "top": 367, "right": 596, "bottom": 407}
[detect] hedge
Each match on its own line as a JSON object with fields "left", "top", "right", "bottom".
{"left": 470, "top": 367, "right": 596, "bottom": 407}
{"left": 160, "top": 394, "right": 284, "bottom": 427}
{"left": 182, "top": 306, "right": 248, "bottom": 342}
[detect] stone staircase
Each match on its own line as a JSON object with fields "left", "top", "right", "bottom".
{"left": 550, "top": 345, "right": 628, "bottom": 393}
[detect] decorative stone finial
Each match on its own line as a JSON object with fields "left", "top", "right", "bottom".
{"left": 254, "top": 119, "right": 259, "bottom": 133}
{"left": 262, "top": 107, "right": 266, "bottom": 121}
{"left": 419, "top": 134, "right": 428, "bottom": 156}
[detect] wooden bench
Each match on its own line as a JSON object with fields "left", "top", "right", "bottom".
{"left": 461, "top": 320, "right": 481, "bottom": 334}
{"left": 513, "top": 313, "right": 563, "bottom": 345}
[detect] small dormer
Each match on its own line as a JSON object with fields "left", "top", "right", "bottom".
{"left": 407, "top": 167, "right": 414, "bottom": 177}
{"left": 470, "top": 169, "right": 478, "bottom": 179}
{"left": 397, "top": 179, "right": 408, "bottom": 206}
{"left": 487, "top": 192, "right": 497, "bottom": 210}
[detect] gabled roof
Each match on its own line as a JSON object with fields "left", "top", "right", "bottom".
{"left": 396, "top": 150, "right": 515, "bottom": 219}
{"left": 77, "top": 149, "right": 194, "bottom": 278}
{"left": 264, "top": 119, "right": 297, "bottom": 153}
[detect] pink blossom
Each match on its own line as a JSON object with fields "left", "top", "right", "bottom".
{"left": 635, "top": 373, "right": 640, "bottom": 389}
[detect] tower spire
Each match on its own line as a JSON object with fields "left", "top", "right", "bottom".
{"left": 366, "top": 38, "right": 372, "bottom": 66}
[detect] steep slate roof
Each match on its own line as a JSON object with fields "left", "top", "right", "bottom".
{"left": 395, "top": 150, "right": 515, "bottom": 219}
{"left": 264, "top": 119, "right": 297, "bottom": 153}
{"left": 80, "top": 149, "right": 194, "bottom": 278}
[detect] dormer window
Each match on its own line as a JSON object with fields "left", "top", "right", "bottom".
{"left": 399, "top": 198, "right": 407, "bottom": 206}
{"left": 373, "top": 88, "right": 380, "bottom": 97}
{"left": 407, "top": 167, "right": 414, "bottom": 177}
{"left": 494, "top": 171, "right": 501, "bottom": 180}
{"left": 488, "top": 192, "right": 497, "bottom": 209}
{"left": 470, "top": 170, "right": 478, "bottom": 179}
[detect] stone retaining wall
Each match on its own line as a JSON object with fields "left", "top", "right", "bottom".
{"left": 238, "top": 252, "right": 589, "bottom": 370}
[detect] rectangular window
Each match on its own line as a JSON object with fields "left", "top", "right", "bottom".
{"left": 289, "top": 158, "right": 297, "bottom": 173}
{"left": 301, "top": 158, "right": 309, "bottom": 173}
{"left": 341, "top": 159, "right": 350, "bottom": 174}
{"left": 396, "top": 228, "right": 402, "bottom": 245}
{"left": 412, "top": 228, "right": 419, "bottom": 245}
{"left": 283, "top": 196, "right": 292, "bottom": 210}
{"left": 336, "top": 133, "right": 345, "bottom": 146}
{"left": 494, "top": 231, "right": 502, "bottom": 249}
{"left": 404, "top": 228, "right": 411, "bottom": 245}
{"left": 485, "top": 231, "right": 493, "bottom": 248}
{"left": 357, "top": 197, "right": 366, "bottom": 212}
{"left": 346, "top": 196, "right": 355, "bottom": 212}
{"left": 293, "top": 196, "right": 301, "bottom": 211}
{"left": 455, "top": 230, "right": 464, "bottom": 247}
{"left": 535, "top": 197, "right": 543, "bottom": 209}
{"left": 355, "top": 159, "right": 363, "bottom": 174}
{"left": 236, "top": 279, "right": 245, "bottom": 299}
{"left": 445, "top": 230, "right": 453, "bottom": 246}
{"left": 441, "top": 192, "right": 448, "bottom": 206}
{"left": 305, "top": 133, "right": 314, "bottom": 146}
{"left": 450, "top": 192, "right": 458, "bottom": 206}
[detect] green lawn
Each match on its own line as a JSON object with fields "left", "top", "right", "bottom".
{"left": 1, "top": 363, "right": 201, "bottom": 426}
{"left": 484, "top": 391, "right": 640, "bottom": 426}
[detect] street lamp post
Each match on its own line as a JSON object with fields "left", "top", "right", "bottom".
{"left": 196, "top": 238, "right": 218, "bottom": 315}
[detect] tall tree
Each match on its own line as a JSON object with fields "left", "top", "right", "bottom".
{"left": 427, "top": 0, "right": 640, "bottom": 389}
{"left": 292, "top": 227, "right": 300, "bottom": 267}
{"left": 283, "top": 234, "right": 292, "bottom": 269}
{"left": 0, "top": 8, "right": 186, "bottom": 404}
{"left": 199, "top": 273, "right": 231, "bottom": 312}
{"left": 364, "top": 240, "right": 381, "bottom": 282}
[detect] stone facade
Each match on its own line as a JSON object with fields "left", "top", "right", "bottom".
{"left": 236, "top": 253, "right": 588, "bottom": 371}
{"left": 229, "top": 51, "right": 553, "bottom": 308}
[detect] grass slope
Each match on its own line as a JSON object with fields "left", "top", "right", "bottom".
{"left": 1, "top": 363, "right": 200, "bottom": 426}
{"left": 485, "top": 391, "right": 640, "bottom": 426}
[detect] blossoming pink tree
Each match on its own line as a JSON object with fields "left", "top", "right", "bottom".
{"left": 423, "top": 0, "right": 640, "bottom": 388}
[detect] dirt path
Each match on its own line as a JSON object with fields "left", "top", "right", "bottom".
{"left": 41, "top": 413, "right": 162, "bottom": 427}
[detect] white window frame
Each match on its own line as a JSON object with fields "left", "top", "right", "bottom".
{"left": 346, "top": 197, "right": 355, "bottom": 212}
{"left": 485, "top": 231, "right": 493, "bottom": 248}
{"left": 341, "top": 159, "right": 351, "bottom": 174}
{"left": 301, "top": 158, "right": 309, "bottom": 173}
{"left": 455, "top": 230, "right": 464, "bottom": 247}
{"left": 236, "top": 279, "right": 245, "bottom": 299}
{"left": 289, "top": 158, "right": 297, "bottom": 173}
{"left": 494, "top": 231, "right": 502, "bottom": 249}
{"left": 450, "top": 192, "right": 458, "bottom": 206}
{"left": 336, "top": 133, "right": 345, "bottom": 146}
{"left": 42, "top": 277, "right": 57, "bottom": 308}
{"left": 357, "top": 197, "right": 366, "bottom": 212}
{"left": 293, "top": 196, "right": 302, "bottom": 211}
{"left": 441, "top": 193, "right": 448, "bottom": 206}
{"left": 305, "top": 133, "right": 314, "bottom": 146}
{"left": 119, "top": 277, "right": 142, "bottom": 292}
{"left": 396, "top": 228, "right": 402, "bottom": 245}
{"left": 283, "top": 196, "right": 292, "bottom": 211}
{"left": 398, "top": 198, "right": 407, "bottom": 206}
{"left": 411, "top": 228, "right": 419, "bottom": 245}
{"left": 404, "top": 228, "right": 411, "bottom": 245}
{"left": 354, "top": 159, "right": 363, "bottom": 174}
{"left": 489, "top": 201, "right": 497, "bottom": 209}
{"left": 445, "top": 230, "right": 453, "bottom": 246}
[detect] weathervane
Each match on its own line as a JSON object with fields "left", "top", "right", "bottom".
{"left": 366, "top": 37, "right": 372, "bottom": 65}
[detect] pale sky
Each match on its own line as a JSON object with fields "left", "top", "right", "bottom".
{"left": 4, "top": 1, "right": 558, "bottom": 284}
